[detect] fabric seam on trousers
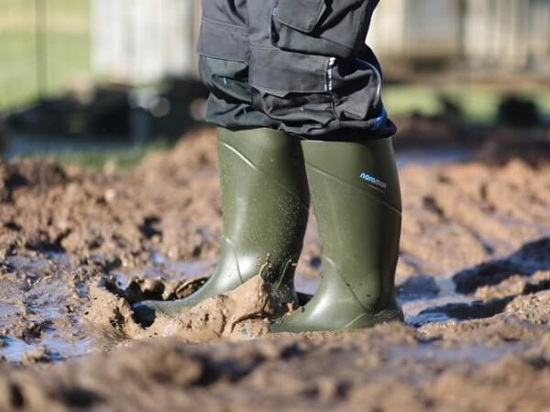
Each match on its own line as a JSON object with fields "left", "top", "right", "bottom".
{"left": 274, "top": 0, "right": 326, "bottom": 33}
{"left": 197, "top": 49, "right": 249, "bottom": 63}
{"left": 249, "top": 43, "right": 331, "bottom": 92}
{"left": 325, "top": 57, "right": 343, "bottom": 129}
{"left": 197, "top": 17, "right": 249, "bottom": 61}
{"left": 201, "top": 16, "right": 249, "bottom": 33}
{"left": 285, "top": 32, "right": 355, "bottom": 56}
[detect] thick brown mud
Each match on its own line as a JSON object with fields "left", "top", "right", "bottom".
{"left": 0, "top": 125, "right": 549, "bottom": 411}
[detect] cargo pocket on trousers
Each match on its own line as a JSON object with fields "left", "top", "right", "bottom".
{"left": 273, "top": 0, "right": 327, "bottom": 33}
{"left": 328, "top": 57, "right": 389, "bottom": 132}
{"left": 248, "top": 44, "right": 336, "bottom": 136}
{"left": 271, "top": 0, "right": 378, "bottom": 59}
{"left": 196, "top": 0, "right": 250, "bottom": 61}
{"left": 198, "top": 55, "right": 252, "bottom": 104}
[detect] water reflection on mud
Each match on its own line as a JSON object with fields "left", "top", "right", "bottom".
{"left": 2, "top": 247, "right": 544, "bottom": 365}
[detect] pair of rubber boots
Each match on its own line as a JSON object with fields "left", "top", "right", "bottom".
{"left": 133, "top": 127, "right": 403, "bottom": 332}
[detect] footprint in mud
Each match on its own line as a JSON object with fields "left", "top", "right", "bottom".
{"left": 85, "top": 275, "right": 286, "bottom": 344}
{"left": 453, "top": 237, "right": 550, "bottom": 293}
{"left": 407, "top": 238, "right": 550, "bottom": 325}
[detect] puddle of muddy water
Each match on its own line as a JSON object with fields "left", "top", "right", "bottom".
{"left": 1, "top": 337, "right": 35, "bottom": 362}
{"left": 1, "top": 336, "right": 92, "bottom": 363}
{"left": 0, "top": 251, "right": 484, "bottom": 364}
{"left": 0, "top": 246, "right": 539, "bottom": 365}
{"left": 0, "top": 253, "right": 95, "bottom": 363}
{"left": 396, "top": 148, "right": 474, "bottom": 168}
{"left": 0, "top": 253, "right": 221, "bottom": 364}
{"left": 401, "top": 277, "right": 477, "bottom": 325}
{"left": 112, "top": 255, "right": 216, "bottom": 290}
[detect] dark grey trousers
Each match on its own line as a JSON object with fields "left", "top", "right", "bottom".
{"left": 197, "top": 0, "right": 396, "bottom": 139}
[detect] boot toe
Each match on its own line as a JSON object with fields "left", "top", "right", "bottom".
{"left": 268, "top": 321, "right": 295, "bottom": 334}
{"left": 268, "top": 314, "right": 309, "bottom": 334}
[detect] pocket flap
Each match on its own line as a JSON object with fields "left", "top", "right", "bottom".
{"left": 275, "top": 0, "right": 326, "bottom": 33}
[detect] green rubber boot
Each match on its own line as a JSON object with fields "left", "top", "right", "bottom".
{"left": 269, "top": 136, "right": 403, "bottom": 333}
{"left": 133, "top": 127, "right": 310, "bottom": 326}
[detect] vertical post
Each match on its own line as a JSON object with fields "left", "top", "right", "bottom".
{"left": 35, "top": 0, "right": 47, "bottom": 99}
{"left": 457, "top": 0, "right": 467, "bottom": 61}
{"left": 402, "top": 0, "right": 411, "bottom": 59}
{"left": 516, "top": 0, "right": 529, "bottom": 69}
{"left": 193, "top": 0, "right": 202, "bottom": 78}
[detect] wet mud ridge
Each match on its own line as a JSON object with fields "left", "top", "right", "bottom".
{"left": 1, "top": 128, "right": 549, "bottom": 411}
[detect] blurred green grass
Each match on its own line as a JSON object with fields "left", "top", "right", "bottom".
{"left": 0, "top": 0, "right": 91, "bottom": 111}
{"left": 383, "top": 84, "right": 550, "bottom": 123}
{"left": 2, "top": 0, "right": 548, "bottom": 124}
{"left": 1, "top": 0, "right": 548, "bottom": 174}
{"left": 51, "top": 140, "right": 171, "bottom": 173}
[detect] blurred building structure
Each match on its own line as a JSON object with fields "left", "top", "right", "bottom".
{"left": 369, "top": 0, "right": 550, "bottom": 72}
{"left": 92, "top": 0, "right": 201, "bottom": 82}
{"left": 91, "top": 0, "right": 550, "bottom": 83}
{"left": 1, "top": 0, "right": 549, "bottom": 113}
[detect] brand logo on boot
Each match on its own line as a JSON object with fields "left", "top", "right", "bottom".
{"left": 359, "top": 172, "right": 387, "bottom": 190}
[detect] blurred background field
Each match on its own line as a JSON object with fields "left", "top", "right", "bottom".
{"left": 0, "top": 3, "right": 549, "bottom": 401}
{"left": 0, "top": 0, "right": 91, "bottom": 111}
{"left": 0, "top": 0, "right": 548, "bottom": 168}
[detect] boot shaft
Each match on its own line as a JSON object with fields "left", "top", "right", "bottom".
{"left": 302, "top": 136, "right": 401, "bottom": 312}
{"left": 214, "top": 128, "right": 310, "bottom": 298}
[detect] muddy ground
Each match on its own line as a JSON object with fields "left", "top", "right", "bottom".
{"left": 0, "top": 122, "right": 549, "bottom": 411}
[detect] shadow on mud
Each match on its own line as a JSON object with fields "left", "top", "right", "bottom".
{"left": 401, "top": 237, "right": 550, "bottom": 325}
{"left": 453, "top": 237, "right": 550, "bottom": 293}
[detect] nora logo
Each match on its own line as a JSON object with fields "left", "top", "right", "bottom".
{"left": 359, "top": 172, "right": 387, "bottom": 190}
